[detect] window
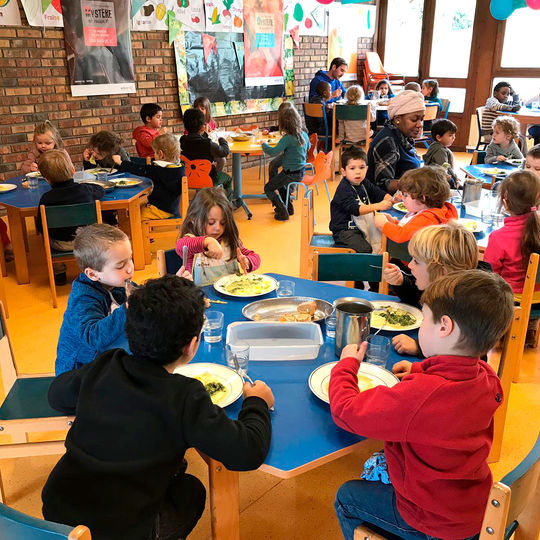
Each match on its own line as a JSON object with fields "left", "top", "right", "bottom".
{"left": 492, "top": 78, "right": 540, "bottom": 104}
{"left": 384, "top": 0, "right": 423, "bottom": 77}
{"left": 429, "top": 1, "right": 476, "bottom": 78}
{"left": 501, "top": 9, "right": 540, "bottom": 68}
{"left": 438, "top": 88, "right": 467, "bottom": 113}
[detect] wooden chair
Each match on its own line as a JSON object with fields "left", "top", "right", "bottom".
{"left": 0, "top": 501, "right": 91, "bottom": 539}
{"left": 180, "top": 155, "right": 213, "bottom": 189}
{"left": 303, "top": 103, "right": 330, "bottom": 152}
{"left": 362, "top": 52, "right": 404, "bottom": 92}
{"left": 313, "top": 251, "right": 389, "bottom": 293}
{"left": 476, "top": 107, "right": 491, "bottom": 151}
{"left": 380, "top": 234, "right": 411, "bottom": 263}
{"left": 141, "top": 176, "right": 189, "bottom": 265}
{"left": 415, "top": 103, "right": 439, "bottom": 148}
{"left": 40, "top": 201, "right": 102, "bottom": 308}
{"left": 299, "top": 193, "right": 354, "bottom": 279}
{"left": 440, "top": 98, "right": 451, "bottom": 119}
{"left": 156, "top": 248, "right": 183, "bottom": 277}
{"left": 0, "top": 301, "right": 74, "bottom": 503}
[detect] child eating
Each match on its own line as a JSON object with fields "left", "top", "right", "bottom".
{"left": 132, "top": 103, "right": 166, "bottom": 158}
{"left": 21, "top": 120, "right": 65, "bottom": 174}
{"left": 330, "top": 269, "right": 514, "bottom": 539}
{"left": 423, "top": 119, "right": 459, "bottom": 187}
{"left": 83, "top": 130, "right": 130, "bottom": 170}
{"left": 306, "top": 81, "right": 333, "bottom": 140}
{"left": 338, "top": 86, "right": 375, "bottom": 145}
{"left": 482, "top": 81, "right": 520, "bottom": 141}
{"left": 485, "top": 116, "right": 523, "bottom": 163}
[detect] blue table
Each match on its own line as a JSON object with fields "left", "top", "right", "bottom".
{"left": 0, "top": 174, "right": 152, "bottom": 283}
{"left": 462, "top": 162, "right": 518, "bottom": 185}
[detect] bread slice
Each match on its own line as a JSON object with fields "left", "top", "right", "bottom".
{"left": 297, "top": 301, "right": 317, "bottom": 316}
{"left": 295, "top": 312, "right": 313, "bottom": 322}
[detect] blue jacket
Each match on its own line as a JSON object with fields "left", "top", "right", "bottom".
{"left": 309, "top": 70, "right": 345, "bottom": 103}
{"left": 56, "top": 273, "right": 128, "bottom": 375}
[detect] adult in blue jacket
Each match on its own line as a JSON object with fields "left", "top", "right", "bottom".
{"left": 309, "top": 57, "right": 348, "bottom": 104}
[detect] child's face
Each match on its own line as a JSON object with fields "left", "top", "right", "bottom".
{"left": 421, "top": 84, "right": 430, "bottom": 97}
{"left": 205, "top": 205, "right": 226, "bottom": 239}
{"left": 494, "top": 86, "right": 511, "bottom": 103}
{"left": 409, "top": 257, "right": 430, "bottom": 291}
{"left": 437, "top": 131, "right": 456, "bottom": 148}
{"left": 90, "top": 147, "right": 105, "bottom": 161}
{"left": 197, "top": 106, "right": 207, "bottom": 116}
{"left": 147, "top": 111, "right": 163, "bottom": 130}
{"left": 321, "top": 85, "right": 331, "bottom": 100}
{"left": 35, "top": 132, "right": 56, "bottom": 154}
{"left": 525, "top": 154, "right": 540, "bottom": 178}
{"left": 378, "top": 84, "right": 389, "bottom": 96}
{"left": 90, "top": 239, "right": 134, "bottom": 288}
{"left": 418, "top": 304, "right": 440, "bottom": 358}
{"left": 341, "top": 158, "right": 367, "bottom": 185}
{"left": 402, "top": 192, "right": 426, "bottom": 213}
{"left": 492, "top": 125, "right": 511, "bottom": 146}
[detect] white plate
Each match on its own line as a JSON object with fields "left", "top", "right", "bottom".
{"left": 393, "top": 202, "right": 407, "bottom": 213}
{"left": 370, "top": 301, "right": 423, "bottom": 331}
{"left": 109, "top": 177, "right": 143, "bottom": 188}
{"left": 85, "top": 167, "right": 118, "bottom": 175}
{"left": 214, "top": 273, "right": 278, "bottom": 298}
{"left": 0, "top": 184, "right": 17, "bottom": 193}
{"left": 25, "top": 171, "right": 42, "bottom": 178}
{"left": 174, "top": 363, "right": 243, "bottom": 408}
{"left": 456, "top": 218, "right": 487, "bottom": 233}
{"left": 479, "top": 167, "right": 508, "bottom": 176}
{"left": 309, "top": 361, "right": 399, "bottom": 404}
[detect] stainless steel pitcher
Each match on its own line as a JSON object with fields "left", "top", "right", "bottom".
{"left": 462, "top": 179, "right": 483, "bottom": 203}
{"left": 334, "top": 297, "right": 374, "bottom": 356}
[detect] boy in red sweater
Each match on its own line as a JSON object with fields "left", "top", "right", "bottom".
{"left": 132, "top": 103, "right": 166, "bottom": 158}
{"left": 330, "top": 270, "right": 514, "bottom": 540}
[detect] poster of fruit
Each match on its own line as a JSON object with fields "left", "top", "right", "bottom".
{"left": 0, "top": 0, "right": 22, "bottom": 26}
{"left": 204, "top": 0, "right": 243, "bottom": 32}
{"left": 283, "top": 0, "right": 329, "bottom": 36}
{"left": 20, "top": 0, "right": 63, "bottom": 27}
{"left": 132, "top": 0, "right": 205, "bottom": 32}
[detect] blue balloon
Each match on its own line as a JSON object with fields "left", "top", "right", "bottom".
{"left": 490, "top": 0, "right": 515, "bottom": 19}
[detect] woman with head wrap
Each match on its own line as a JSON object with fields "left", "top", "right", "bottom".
{"left": 366, "top": 90, "right": 426, "bottom": 194}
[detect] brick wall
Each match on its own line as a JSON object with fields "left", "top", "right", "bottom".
{"left": 0, "top": 18, "right": 374, "bottom": 180}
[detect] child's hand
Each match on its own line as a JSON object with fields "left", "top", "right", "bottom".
{"left": 373, "top": 213, "right": 389, "bottom": 230}
{"left": 383, "top": 263, "right": 404, "bottom": 286}
{"left": 203, "top": 237, "right": 223, "bottom": 259}
{"left": 331, "top": 89, "right": 341, "bottom": 99}
{"left": 340, "top": 341, "right": 367, "bottom": 363}
{"left": 29, "top": 162, "right": 39, "bottom": 172}
{"left": 83, "top": 148, "right": 93, "bottom": 161}
{"left": 175, "top": 265, "right": 193, "bottom": 281}
{"left": 392, "top": 335, "right": 419, "bottom": 356}
{"left": 392, "top": 360, "right": 413, "bottom": 380}
{"left": 496, "top": 155, "right": 507, "bottom": 162}
{"left": 377, "top": 199, "right": 392, "bottom": 211}
{"left": 159, "top": 126, "right": 168, "bottom": 135}
{"left": 236, "top": 248, "right": 251, "bottom": 273}
{"left": 112, "top": 154, "right": 122, "bottom": 166}
{"left": 243, "top": 380, "right": 275, "bottom": 409}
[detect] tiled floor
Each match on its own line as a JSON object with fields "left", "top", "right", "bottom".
{"left": 0, "top": 152, "right": 539, "bottom": 539}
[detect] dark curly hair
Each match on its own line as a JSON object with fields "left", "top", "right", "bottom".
{"left": 126, "top": 276, "right": 206, "bottom": 366}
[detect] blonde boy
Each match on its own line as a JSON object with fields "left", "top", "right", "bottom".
{"left": 525, "top": 144, "right": 540, "bottom": 178}
{"left": 485, "top": 115, "right": 523, "bottom": 163}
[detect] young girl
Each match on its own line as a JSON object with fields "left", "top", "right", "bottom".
{"left": 175, "top": 187, "right": 260, "bottom": 286}
{"left": 338, "top": 86, "right": 375, "bottom": 145}
{"left": 484, "top": 170, "right": 540, "bottom": 300}
{"left": 21, "top": 121, "right": 64, "bottom": 174}
{"left": 193, "top": 96, "right": 217, "bottom": 132}
{"left": 373, "top": 166, "right": 458, "bottom": 243}
{"left": 421, "top": 79, "right": 442, "bottom": 131}
{"left": 261, "top": 106, "right": 310, "bottom": 221}
{"left": 368, "top": 79, "right": 394, "bottom": 129}
{"left": 83, "top": 131, "right": 129, "bottom": 170}
{"left": 485, "top": 116, "right": 523, "bottom": 163}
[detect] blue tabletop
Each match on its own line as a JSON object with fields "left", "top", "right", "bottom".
{"left": 462, "top": 162, "right": 518, "bottom": 184}
{"left": 0, "top": 173, "right": 152, "bottom": 210}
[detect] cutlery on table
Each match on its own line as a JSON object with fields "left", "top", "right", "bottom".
{"left": 233, "top": 354, "right": 274, "bottom": 411}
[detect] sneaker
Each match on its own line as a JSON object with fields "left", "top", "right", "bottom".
{"left": 4, "top": 249, "right": 14, "bottom": 263}
{"left": 287, "top": 200, "right": 294, "bottom": 216}
{"left": 274, "top": 208, "right": 289, "bottom": 221}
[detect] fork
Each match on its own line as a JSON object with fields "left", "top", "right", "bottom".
{"left": 233, "top": 354, "right": 274, "bottom": 411}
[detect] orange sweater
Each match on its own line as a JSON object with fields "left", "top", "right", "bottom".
{"left": 382, "top": 202, "right": 458, "bottom": 243}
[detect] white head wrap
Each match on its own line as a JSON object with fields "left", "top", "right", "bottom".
{"left": 388, "top": 90, "right": 426, "bottom": 119}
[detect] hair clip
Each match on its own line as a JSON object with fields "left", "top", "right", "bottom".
{"left": 532, "top": 206, "right": 537, "bottom": 212}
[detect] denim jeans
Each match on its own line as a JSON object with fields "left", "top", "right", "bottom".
{"left": 334, "top": 480, "right": 479, "bottom": 540}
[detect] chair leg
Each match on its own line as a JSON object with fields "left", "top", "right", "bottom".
{"left": 48, "top": 263, "right": 58, "bottom": 309}
{"left": 142, "top": 222, "right": 152, "bottom": 266}
{"left": 0, "top": 468, "right": 6, "bottom": 503}
{"left": 0, "top": 245, "right": 6, "bottom": 278}
{"left": 324, "top": 180, "right": 331, "bottom": 203}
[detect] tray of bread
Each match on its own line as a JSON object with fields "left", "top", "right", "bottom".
{"left": 242, "top": 297, "right": 333, "bottom": 323}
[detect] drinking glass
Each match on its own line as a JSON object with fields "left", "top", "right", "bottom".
{"left": 28, "top": 176, "right": 39, "bottom": 189}
{"left": 96, "top": 171, "right": 109, "bottom": 183}
{"left": 365, "top": 335, "right": 391, "bottom": 368}
{"left": 203, "top": 311, "right": 224, "bottom": 343}
{"left": 277, "top": 280, "right": 295, "bottom": 297}
{"left": 226, "top": 343, "right": 250, "bottom": 375}
{"left": 493, "top": 213, "right": 505, "bottom": 229}
{"left": 325, "top": 314, "right": 337, "bottom": 339}
{"left": 481, "top": 208, "right": 494, "bottom": 226}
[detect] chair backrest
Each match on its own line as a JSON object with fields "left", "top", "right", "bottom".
{"left": 476, "top": 106, "right": 486, "bottom": 134}
{"left": 178, "top": 176, "right": 189, "bottom": 218}
{"left": 180, "top": 155, "right": 213, "bottom": 189}
{"left": 303, "top": 103, "right": 326, "bottom": 119}
{"left": 306, "top": 151, "right": 333, "bottom": 186}
{"left": 0, "top": 502, "right": 91, "bottom": 540}
{"left": 0, "top": 302, "right": 16, "bottom": 400}
{"left": 42, "top": 201, "right": 102, "bottom": 230}
{"left": 335, "top": 104, "right": 369, "bottom": 122}
{"left": 440, "top": 98, "right": 450, "bottom": 119}
{"left": 313, "top": 252, "right": 388, "bottom": 287}
{"left": 424, "top": 103, "right": 439, "bottom": 122}
{"left": 156, "top": 248, "right": 183, "bottom": 277}
{"left": 307, "top": 133, "right": 318, "bottom": 164}
{"left": 381, "top": 235, "right": 411, "bottom": 262}
{"left": 471, "top": 150, "right": 486, "bottom": 165}
{"left": 365, "top": 52, "right": 386, "bottom": 77}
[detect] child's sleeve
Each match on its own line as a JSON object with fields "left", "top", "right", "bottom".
{"left": 485, "top": 143, "right": 498, "bottom": 164}
{"left": 134, "top": 131, "right": 155, "bottom": 157}
{"left": 483, "top": 233, "right": 504, "bottom": 274}
{"left": 511, "top": 144, "right": 524, "bottom": 160}
{"left": 424, "top": 146, "right": 447, "bottom": 166}
{"left": 262, "top": 136, "right": 289, "bottom": 157}
{"left": 211, "top": 138, "right": 230, "bottom": 159}
{"left": 365, "top": 180, "right": 388, "bottom": 203}
{"left": 48, "top": 363, "right": 92, "bottom": 414}
{"left": 382, "top": 212, "right": 437, "bottom": 243}
{"left": 175, "top": 235, "right": 207, "bottom": 271}
{"left": 118, "top": 159, "right": 149, "bottom": 177}
{"left": 239, "top": 245, "right": 260, "bottom": 272}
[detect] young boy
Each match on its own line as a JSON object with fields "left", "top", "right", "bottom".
{"left": 113, "top": 133, "right": 185, "bottom": 220}
{"left": 330, "top": 146, "right": 392, "bottom": 254}
{"left": 306, "top": 81, "right": 333, "bottom": 139}
{"left": 485, "top": 116, "right": 523, "bottom": 164}
{"left": 42, "top": 275, "right": 274, "bottom": 540}
{"left": 482, "top": 81, "right": 520, "bottom": 140}
{"left": 423, "top": 119, "right": 459, "bottom": 187}
{"left": 180, "top": 108, "right": 233, "bottom": 199}
{"left": 330, "top": 270, "right": 514, "bottom": 539}
{"left": 132, "top": 103, "right": 166, "bottom": 158}
{"left": 525, "top": 143, "right": 540, "bottom": 178}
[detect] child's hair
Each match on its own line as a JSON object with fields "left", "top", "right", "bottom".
{"left": 409, "top": 222, "right": 478, "bottom": 282}
{"left": 193, "top": 96, "right": 213, "bottom": 124}
{"left": 422, "top": 79, "right": 439, "bottom": 97}
{"left": 34, "top": 120, "right": 63, "bottom": 148}
{"left": 375, "top": 79, "right": 391, "bottom": 91}
{"left": 278, "top": 101, "right": 293, "bottom": 113}
{"left": 126, "top": 275, "right": 206, "bottom": 366}
{"left": 151, "top": 134, "right": 180, "bottom": 163}
{"left": 346, "top": 85, "right": 364, "bottom": 104}
{"left": 183, "top": 108, "right": 206, "bottom": 134}
{"left": 140, "top": 103, "right": 162, "bottom": 124}
{"left": 421, "top": 270, "right": 514, "bottom": 356}
{"left": 491, "top": 115, "right": 520, "bottom": 140}
{"left": 341, "top": 146, "right": 367, "bottom": 169}
{"left": 493, "top": 81, "right": 511, "bottom": 94}
{"left": 431, "top": 119, "right": 457, "bottom": 141}
{"left": 88, "top": 131, "right": 123, "bottom": 156}
{"left": 498, "top": 170, "right": 540, "bottom": 267}
{"left": 279, "top": 106, "right": 305, "bottom": 146}
{"left": 37, "top": 149, "right": 73, "bottom": 183}
{"left": 315, "top": 81, "right": 331, "bottom": 97}
{"left": 74, "top": 223, "right": 128, "bottom": 271}
{"left": 528, "top": 144, "right": 540, "bottom": 160}
{"left": 181, "top": 187, "right": 241, "bottom": 256}
{"left": 404, "top": 82, "right": 421, "bottom": 92}
{"left": 398, "top": 166, "right": 451, "bottom": 208}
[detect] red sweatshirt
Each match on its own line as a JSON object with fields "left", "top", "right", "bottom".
{"left": 132, "top": 125, "right": 160, "bottom": 158}
{"left": 382, "top": 202, "right": 458, "bottom": 243}
{"left": 329, "top": 355, "right": 503, "bottom": 539}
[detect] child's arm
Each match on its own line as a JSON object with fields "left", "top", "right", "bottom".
{"left": 237, "top": 245, "right": 261, "bottom": 272}
{"left": 48, "top": 363, "right": 92, "bottom": 414}
{"left": 21, "top": 150, "right": 39, "bottom": 174}
{"left": 210, "top": 138, "right": 230, "bottom": 159}
{"left": 175, "top": 236, "right": 223, "bottom": 271}
{"left": 378, "top": 210, "right": 450, "bottom": 243}
{"left": 510, "top": 144, "right": 524, "bottom": 160}
{"left": 261, "top": 136, "right": 290, "bottom": 157}
{"left": 134, "top": 131, "right": 156, "bottom": 156}
{"left": 485, "top": 143, "right": 499, "bottom": 164}
{"left": 483, "top": 235, "right": 504, "bottom": 275}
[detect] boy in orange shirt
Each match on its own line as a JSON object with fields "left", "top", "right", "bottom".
{"left": 132, "top": 103, "right": 166, "bottom": 158}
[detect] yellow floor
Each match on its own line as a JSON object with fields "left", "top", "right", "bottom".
{"left": 1, "top": 153, "right": 539, "bottom": 539}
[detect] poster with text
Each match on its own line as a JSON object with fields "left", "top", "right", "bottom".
{"left": 61, "top": 0, "right": 136, "bottom": 96}
{"left": 204, "top": 0, "right": 243, "bottom": 32}
{"left": 131, "top": 0, "right": 205, "bottom": 32}
{"left": 283, "top": 0, "right": 328, "bottom": 36}
{"left": 21, "top": 0, "right": 63, "bottom": 26}
{"left": 0, "top": 0, "right": 22, "bottom": 26}
{"left": 243, "top": 0, "right": 284, "bottom": 87}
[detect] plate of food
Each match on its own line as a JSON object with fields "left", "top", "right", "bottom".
{"left": 456, "top": 218, "right": 487, "bottom": 234}
{"left": 231, "top": 133, "right": 253, "bottom": 142}
{"left": 309, "top": 361, "right": 399, "bottom": 404}
{"left": 79, "top": 179, "right": 116, "bottom": 191}
{"left": 393, "top": 201, "right": 407, "bottom": 213}
{"left": 242, "top": 297, "right": 333, "bottom": 323}
{"left": 214, "top": 273, "right": 278, "bottom": 297}
{"left": 109, "top": 177, "right": 143, "bottom": 188}
{"left": 0, "top": 184, "right": 17, "bottom": 193}
{"left": 25, "top": 171, "right": 42, "bottom": 178}
{"left": 174, "top": 363, "right": 243, "bottom": 408}
{"left": 480, "top": 167, "right": 508, "bottom": 176}
{"left": 85, "top": 167, "right": 118, "bottom": 175}
{"left": 370, "top": 301, "right": 422, "bottom": 331}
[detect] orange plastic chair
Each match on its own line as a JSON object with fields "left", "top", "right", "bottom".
{"left": 286, "top": 151, "right": 333, "bottom": 207}
{"left": 306, "top": 133, "right": 318, "bottom": 174}
{"left": 363, "top": 52, "right": 404, "bottom": 92}
{"left": 180, "top": 155, "right": 213, "bottom": 189}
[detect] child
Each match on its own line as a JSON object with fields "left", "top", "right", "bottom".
{"left": 423, "top": 119, "right": 459, "bottom": 187}
{"left": 262, "top": 106, "right": 310, "bottom": 221}
{"left": 83, "top": 131, "right": 130, "bottom": 170}
{"left": 484, "top": 170, "right": 540, "bottom": 299}
{"left": 43, "top": 275, "right": 274, "bottom": 540}
{"left": 485, "top": 115, "right": 523, "bottom": 163}
{"left": 482, "top": 81, "right": 520, "bottom": 140}
{"left": 421, "top": 79, "right": 442, "bottom": 110}
{"left": 403, "top": 81, "right": 421, "bottom": 93}
{"left": 113, "top": 134, "right": 185, "bottom": 220}
{"left": 193, "top": 96, "right": 225, "bottom": 172}
{"left": 524, "top": 89, "right": 540, "bottom": 144}
{"left": 21, "top": 120, "right": 64, "bottom": 174}
{"left": 180, "top": 108, "right": 232, "bottom": 199}
{"left": 306, "top": 81, "right": 333, "bottom": 139}
{"left": 267, "top": 101, "right": 295, "bottom": 181}
{"left": 132, "top": 103, "right": 165, "bottom": 159}
{"left": 368, "top": 79, "right": 394, "bottom": 129}
{"left": 338, "top": 86, "right": 375, "bottom": 145}
{"left": 373, "top": 166, "right": 458, "bottom": 243}
{"left": 525, "top": 143, "right": 540, "bottom": 178}
{"left": 330, "top": 146, "right": 392, "bottom": 254}
{"left": 330, "top": 269, "right": 514, "bottom": 540}
{"left": 176, "top": 187, "right": 260, "bottom": 285}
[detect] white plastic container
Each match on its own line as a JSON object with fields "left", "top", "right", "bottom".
{"left": 463, "top": 200, "right": 483, "bottom": 218}
{"left": 226, "top": 321, "right": 323, "bottom": 361}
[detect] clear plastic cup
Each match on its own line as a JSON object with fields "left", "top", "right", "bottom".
{"left": 481, "top": 208, "right": 494, "bottom": 226}
{"left": 203, "top": 311, "right": 224, "bottom": 343}
{"left": 493, "top": 213, "right": 505, "bottom": 229}
{"left": 365, "top": 335, "right": 391, "bottom": 368}
{"left": 28, "top": 176, "right": 40, "bottom": 189}
{"left": 96, "top": 171, "right": 109, "bottom": 183}
{"left": 325, "top": 314, "right": 337, "bottom": 339}
{"left": 226, "top": 343, "right": 250, "bottom": 375}
{"left": 277, "top": 280, "right": 295, "bottom": 297}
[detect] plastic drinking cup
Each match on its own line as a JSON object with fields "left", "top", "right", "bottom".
{"left": 277, "top": 280, "right": 295, "bottom": 297}
{"left": 203, "top": 311, "right": 224, "bottom": 343}
{"left": 365, "top": 335, "right": 391, "bottom": 368}
{"left": 96, "top": 172, "right": 109, "bottom": 183}
{"left": 28, "top": 176, "right": 39, "bottom": 189}
{"left": 325, "top": 314, "right": 337, "bottom": 339}
{"left": 226, "top": 343, "right": 250, "bottom": 375}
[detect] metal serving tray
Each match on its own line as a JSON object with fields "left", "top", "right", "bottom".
{"left": 242, "top": 297, "right": 333, "bottom": 323}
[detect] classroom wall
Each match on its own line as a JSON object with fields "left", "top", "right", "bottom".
{"left": 0, "top": 18, "right": 374, "bottom": 181}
